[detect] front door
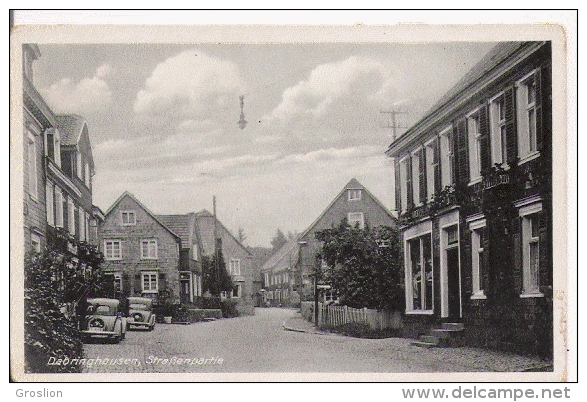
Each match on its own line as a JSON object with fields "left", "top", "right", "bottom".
{"left": 446, "top": 246, "right": 461, "bottom": 319}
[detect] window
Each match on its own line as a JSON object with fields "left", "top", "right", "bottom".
{"left": 78, "top": 208, "right": 85, "bottom": 242}
{"left": 407, "top": 233, "right": 433, "bottom": 312}
{"left": 517, "top": 71, "right": 539, "bottom": 161}
{"left": 264, "top": 273, "right": 269, "bottom": 286}
{"left": 229, "top": 259, "right": 241, "bottom": 275}
{"left": 31, "top": 233, "right": 41, "bottom": 253}
{"left": 85, "top": 212, "right": 90, "bottom": 242}
{"left": 27, "top": 133, "right": 38, "bottom": 199}
{"left": 141, "top": 239, "right": 158, "bottom": 259}
{"left": 104, "top": 239, "right": 122, "bottom": 260}
{"left": 84, "top": 162, "right": 90, "bottom": 187}
{"left": 46, "top": 182, "right": 54, "bottom": 226}
{"left": 45, "top": 128, "right": 61, "bottom": 167}
{"left": 67, "top": 198, "right": 76, "bottom": 235}
{"left": 192, "top": 244, "right": 198, "bottom": 261}
{"left": 121, "top": 211, "right": 136, "bottom": 225}
{"left": 399, "top": 157, "right": 409, "bottom": 211}
{"left": 469, "top": 218, "right": 486, "bottom": 298}
{"left": 411, "top": 149, "right": 421, "bottom": 205}
{"left": 440, "top": 126, "right": 454, "bottom": 187}
{"left": 522, "top": 213, "right": 541, "bottom": 296}
{"left": 232, "top": 284, "right": 241, "bottom": 298}
{"left": 76, "top": 151, "right": 83, "bottom": 180}
{"left": 347, "top": 212, "right": 364, "bottom": 229}
{"left": 113, "top": 273, "right": 123, "bottom": 294}
{"left": 490, "top": 93, "right": 507, "bottom": 165}
{"left": 142, "top": 272, "right": 158, "bottom": 293}
{"left": 54, "top": 188, "right": 63, "bottom": 228}
{"left": 425, "top": 140, "right": 436, "bottom": 201}
{"left": 467, "top": 111, "right": 482, "bottom": 181}
{"left": 348, "top": 189, "right": 362, "bottom": 201}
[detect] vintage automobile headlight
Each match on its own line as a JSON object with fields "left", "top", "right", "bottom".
{"left": 88, "top": 318, "right": 105, "bottom": 329}
{"left": 133, "top": 313, "right": 144, "bottom": 322}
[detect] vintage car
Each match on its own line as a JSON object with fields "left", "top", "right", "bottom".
{"left": 126, "top": 297, "right": 156, "bottom": 331}
{"left": 81, "top": 298, "right": 127, "bottom": 343}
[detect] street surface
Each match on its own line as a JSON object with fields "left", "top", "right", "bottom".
{"left": 82, "top": 308, "right": 541, "bottom": 373}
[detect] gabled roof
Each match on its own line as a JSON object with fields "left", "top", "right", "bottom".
{"left": 103, "top": 191, "right": 181, "bottom": 241}
{"left": 194, "top": 210, "right": 252, "bottom": 257}
{"left": 55, "top": 114, "right": 86, "bottom": 146}
{"left": 299, "top": 178, "right": 394, "bottom": 240}
{"left": 156, "top": 214, "right": 193, "bottom": 247}
{"left": 261, "top": 235, "right": 300, "bottom": 274}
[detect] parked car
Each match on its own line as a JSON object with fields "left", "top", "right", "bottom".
{"left": 81, "top": 298, "right": 127, "bottom": 343}
{"left": 126, "top": 297, "right": 156, "bottom": 331}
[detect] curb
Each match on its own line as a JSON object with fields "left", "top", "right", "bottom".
{"left": 282, "top": 321, "right": 329, "bottom": 335}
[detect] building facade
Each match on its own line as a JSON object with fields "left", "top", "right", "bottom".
{"left": 99, "top": 192, "right": 182, "bottom": 302}
{"left": 385, "top": 42, "right": 552, "bottom": 357}
{"left": 297, "top": 178, "right": 397, "bottom": 301}
{"left": 261, "top": 236, "right": 300, "bottom": 307}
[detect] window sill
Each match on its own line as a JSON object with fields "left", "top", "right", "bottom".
{"left": 142, "top": 290, "right": 158, "bottom": 294}
{"left": 105, "top": 258, "right": 122, "bottom": 261}
{"left": 470, "top": 293, "right": 487, "bottom": 300}
{"left": 405, "top": 310, "right": 434, "bottom": 315}
{"left": 141, "top": 258, "right": 158, "bottom": 260}
{"left": 518, "top": 151, "right": 541, "bottom": 165}
{"left": 468, "top": 177, "right": 482, "bottom": 186}
{"left": 520, "top": 292, "right": 544, "bottom": 298}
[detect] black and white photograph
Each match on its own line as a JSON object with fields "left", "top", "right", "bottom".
{"left": 10, "top": 11, "right": 574, "bottom": 384}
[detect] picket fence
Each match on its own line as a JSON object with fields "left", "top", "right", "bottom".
{"left": 300, "top": 301, "right": 402, "bottom": 331}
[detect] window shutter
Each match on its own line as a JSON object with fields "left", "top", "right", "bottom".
{"left": 394, "top": 159, "right": 401, "bottom": 212}
{"left": 433, "top": 137, "right": 441, "bottom": 195}
{"left": 512, "top": 229, "right": 522, "bottom": 294}
{"left": 406, "top": 155, "right": 413, "bottom": 207}
{"left": 455, "top": 118, "right": 469, "bottom": 185}
{"left": 418, "top": 149, "right": 426, "bottom": 204}
{"left": 123, "top": 274, "right": 130, "bottom": 296}
{"left": 449, "top": 129, "right": 457, "bottom": 185}
{"left": 534, "top": 67, "right": 544, "bottom": 151}
{"left": 504, "top": 86, "right": 518, "bottom": 165}
{"left": 159, "top": 273, "right": 166, "bottom": 292}
{"left": 538, "top": 210, "right": 548, "bottom": 290}
{"left": 134, "top": 274, "right": 141, "bottom": 295}
{"left": 478, "top": 105, "right": 491, "bottom": 172}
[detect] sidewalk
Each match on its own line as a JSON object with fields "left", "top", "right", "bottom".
{"left": 283, "top": 312, "right": 553, "bottom": 372}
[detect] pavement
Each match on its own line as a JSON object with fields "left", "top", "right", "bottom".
{"left": 283, "top": 312, "right": 553, "bottom": 372}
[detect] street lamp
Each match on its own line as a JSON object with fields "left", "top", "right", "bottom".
{"left": 237, "top": 95, "right": 247, "bottom": 130}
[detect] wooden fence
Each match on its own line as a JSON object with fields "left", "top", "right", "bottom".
{"left": 300, "top": 301, "right": 402, "bottom": 330}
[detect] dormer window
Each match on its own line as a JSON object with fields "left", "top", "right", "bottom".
{"left": 44, "top": 128, "right": 61, "bottom": 168}
{"left": 121, "top": 211, "right": 136, "bottom": 226}
{"left": 348, "top": 189, "right": 362, "bottom": 201}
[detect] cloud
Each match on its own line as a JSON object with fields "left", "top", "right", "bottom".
{"left": 40, "top": 63, "right": 113, "bottom": 114}
{"left": 133, "top": 50, "right": 245, "bottom": 129}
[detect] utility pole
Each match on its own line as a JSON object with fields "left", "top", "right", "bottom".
{"left": 380, "top": 109, "right": 408, "bottom": 142}
{"left": 213, "top": 195, "right": 220, "bottom": 297}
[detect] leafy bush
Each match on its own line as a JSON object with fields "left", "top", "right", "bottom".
{"left": 220, "top": 300, "right": 239, "bottom": 318}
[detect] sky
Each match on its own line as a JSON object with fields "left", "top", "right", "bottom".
{"left": 33, "top": 41, "right": 496, "bottom": 247}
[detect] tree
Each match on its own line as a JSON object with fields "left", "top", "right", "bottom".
{"left": 315, "top": 219, "right": 403, "bottom": 311}
{"left": 201, "top": 249, "right": 234, "bottom": 297}
{"left": 271, "top": 228, "right": 288, "bottom": 252}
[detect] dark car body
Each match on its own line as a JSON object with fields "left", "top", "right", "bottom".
{"left": 126, "top": 297, "right": 156, "bottom": 331}
{"left": 81, "top": 298, "right": 127, "bottom": 343}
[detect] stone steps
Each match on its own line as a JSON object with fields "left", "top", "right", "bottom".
{"left": 411, "top": 322, "right": 464, "bottom": 348}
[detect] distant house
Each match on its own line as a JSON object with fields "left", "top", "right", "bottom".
{"left": 296, "top": 178, "right": 397, "bottom": 300}
{"left": 248, "top": 246, "right": 274, "bottom": 307}
{"left": 99, "top": 192, "right": 183, "bottom": 302}
{"left": 261, "top": 236, "right": 300, "bottom": 307}
{"left": 193, "top": 210, "right": 255, "bottom": 316}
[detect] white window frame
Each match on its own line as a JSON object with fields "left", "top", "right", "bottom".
{"left": 141, "top": 272, "right": 158, "bottom": 294}
{"left": 404, "top": 219, "right": 434, "bottom": 314}
{"left": 516, "top": 69, "right": 540, "bottom": 164}
{"left": 31, "top": 232, "right": 41, "bottom": 253}
{"left": 489, "top": 92, "right": 507, "bottom": 166}
{"left": 229, "top": 259, "right": 241, "bottom": 275}
{"left": 141, "top": 239, "right": 158, "bottom": 259}
{"left": 467, "top": 108, "right": 483, "bottom": 184}
{"left": 85, "top": 212, "right": 90, "bottom": 242}
{"left": 192, "top": 244, "right": 198, "bottom": 261}
{"left": 78, "top": 208, "right": 85, "bottom": 242}
{"left": 424, "top": 138, "right": 436, "bottom": 201}
{"left": 121, "top": 210, "right": 136, "bottom": 226}
{"left": 439, "top": 125, "right": 453, "bottom": 187}
{"left": 264, "top": 273, "right": 269, "bottom": 286}
{"left": 347, "top": 212, "right": 365, "bottom": 229}
{"left": 84, "top": 162, "right": 90, "bottom": 187}
{"left": 399, "top": 156, "right": 409, "bottom": 212}
{"left": 46, "top": 181, "right": 54, "bottom": 227}
{"left": 67, "top": 198, "right": 76, "bottom": 235}
{"left": 27, "top": 132, "right": 38, "bottom": 200}
{"left": 104, "top": 239, "right": 122, "bottom": 260}
{"left": 348, "top": 189, "right": 362, "bottom": 201}
{"left": 411, "top": 147, "right": 422, "bottom": 206}
{"left": 469, "top": 217, "right": 487, "bottom": 299}
{"left": 76, "top": 151, "right": 83, "bottom": 180}
{"left": 519, "top": 201, "right": 544, "bottom": 298}
{"left": 54, "top": 187, "right": 64, "bottom": 228}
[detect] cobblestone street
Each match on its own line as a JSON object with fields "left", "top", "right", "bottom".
{"left": 81, "top": 308, "right": 548, "bottom": 374}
